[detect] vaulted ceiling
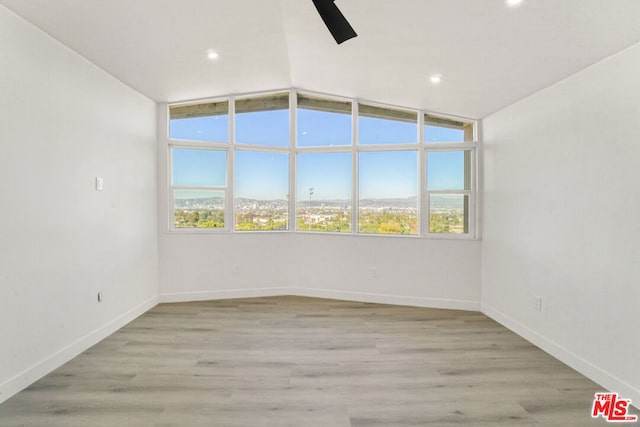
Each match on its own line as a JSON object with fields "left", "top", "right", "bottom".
{"left": 3, "top": 0, "right": 640, "bottom": 118}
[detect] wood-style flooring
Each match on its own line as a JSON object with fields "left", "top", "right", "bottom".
{"left": 0, "top": 296, "right": 628, "bottom": 426}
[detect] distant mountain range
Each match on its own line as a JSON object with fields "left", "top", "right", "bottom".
{"left": 359, "top": 196, "right": 417, "bottom": 208}
{"left": 175, "top": 196, "right": 224, "bottom": 209}
{"left": 175, "top": 195, "right": 462, "bottom": 210}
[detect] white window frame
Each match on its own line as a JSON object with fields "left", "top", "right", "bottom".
{"left": 166, "top": 88, "right": 479, "bottom": 239}
{"left": 168, "top": 96, "right": 231, "bottom": 232}
{"left": 423, "top": 147, "right": 476, "bottom": 239}
{"left": 232, "top": 91, "right": 292, "bottom": 232}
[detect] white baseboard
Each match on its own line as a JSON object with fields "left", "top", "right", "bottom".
{"left": 482, "top": 302, "right": 640, "bottom": 410}
{"left": 159, "top": 286, "right": 480, "bottom": 311}
{"left": 159, "top": 287, "right": 291, "bottom": 303}
{"left": 0, "top": 295, "right": 158, "bottom": 405}
{"left": 290, "top": 287, "right": 481, "bottom": 311}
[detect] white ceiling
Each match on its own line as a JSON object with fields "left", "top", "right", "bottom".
{"left": 3, "top": 0, "right": 640, "bottom": 118}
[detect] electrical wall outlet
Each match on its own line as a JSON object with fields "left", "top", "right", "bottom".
{"left": 371, "top": 267, "right": 377, "bottom": 279}
{"left": 534, "top": 296, "right": 542, "bottom": 311}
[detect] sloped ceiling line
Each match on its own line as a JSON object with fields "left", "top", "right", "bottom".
{"left": 2, "top": 0, "right": 640, "bottom": 118}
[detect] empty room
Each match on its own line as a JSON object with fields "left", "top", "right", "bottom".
{"left": 1, "top": 0, "right": 639, "bottom": 425}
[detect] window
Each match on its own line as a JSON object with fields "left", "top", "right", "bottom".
{"left": 426, "top": 150, "right": 472, "bottom": 234}
{"left": 166, "top": 89, "right": 477, "bottom": 238}
{"left": 235, "top": 150, "right": 289, "bottom": 231}
{"left": 235, "top": 93, "right": 289, "bottom": 147}
{"left": 297, "top": 94, "right": 351, "bottom": 147}
{"left": 297, "top": 152, "right": 352, "bottom": 232}
{"left": 359, "top": 151, "right": 418, "bottom": 235}
{"left": 359, "top": 104, "right": 417, "bottom": 145}
{"left": 169, "top": 101, "right": 229, "bottom": 142}
{"left": 171, "top": 148, "right": 227, "bottom": 228}
{"left": 424, "top": 114, "right": 473, "bottom": 143}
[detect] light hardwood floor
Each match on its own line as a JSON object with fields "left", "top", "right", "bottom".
{"left": 0, "top": 296, "right": 628, "bottom": 426}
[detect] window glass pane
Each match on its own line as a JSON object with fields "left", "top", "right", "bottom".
{"left": 359, "top": 104, "right": 417, "bottom": 145}
{"left": 297, "top": 94, "right": 351, "bottom": 147}
{"left": 174, "top": 189, "right": 224, "bottom": 228}
{"left": 169, "top": 101, "right": 229, "bottom": 142}
{"left": 359, "top": 151, "right": 418, "bottom": 235}
{"left": 235, "top": 150, "right": 289, "bottom": 231}
{"left": 424, "top": 115, "right": 472, "bottom": 143}
{"left": 429, "top": 194, "right": 469, "bottom": 234}
{"left": 425, "top": 125, "right": 464, "bottom": 143}
{"left": 172, "top": 148, "right": 227, "bottom": 186}
{"left": 235, "top": 93, "right": 289, "bottom": 147}
{"left": 427, "top": 151, "right": 470, "bottom": 190}
{"left": 297, "top": 153, "right": 352, "bottom": 232}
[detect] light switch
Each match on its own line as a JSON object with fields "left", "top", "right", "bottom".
{"left": 96, "top": 176, "right": 104, "bottom": 191}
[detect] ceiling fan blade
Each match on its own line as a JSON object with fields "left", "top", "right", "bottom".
{"left": 311, "top": 0, "right": 357, "bottom": 44}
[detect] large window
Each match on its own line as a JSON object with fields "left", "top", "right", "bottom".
{"left": 167, "top": 89, "right": 477, "bottom": 238}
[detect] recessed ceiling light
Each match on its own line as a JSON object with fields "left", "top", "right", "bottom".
{"left": 207, "top": 50, "right": 219, "bottom": 60}
{"left": 506, "top": 0, "right": 523, "bottom": 7}
{"left": 430, "top": 74, "right": 442, "bottom": 84}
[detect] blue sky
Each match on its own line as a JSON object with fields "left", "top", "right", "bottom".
{"left": 298, "top": 109, "right": 351, "bottom": 146}
{"left": 172, "top": 148, "right": 226, "bottom": 186}
{"left": 170, "top": 107, "right": 465, "bottom": 201}
{"left": 359, "top": 151, "right": 417, "bottom": 199}
{"left": 427, "top": 151, "right": 466, "bottom": 190}
{"left": 359, "top": 116, "right": 416, "bottom": 145}
{"left": 236, "top": 150, "right": 289, "bottom": 200}
{"left": 297, "top": 152, "right": 351, "bottom": 201}
{"left": 236, "top": 111, "right": 289, "bottom": 146}
{"left": 170, "top": 115, "right": 228, "bottom": 142}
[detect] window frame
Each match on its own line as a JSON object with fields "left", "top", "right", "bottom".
{"left": 423, "top": 147, "right": 476, "bottom": 239}
{"left": 295, "top": 151, "right": 353, "bottom": 234}
{"left": 357, "top": 148, "right": 420, "bottom": 236}
{"left": 166, "top": 88, "right": 479, "bottom": 239}
{"left": 168, "top": 97, "right": 233, "bottom": 232}
{"left": 168, "top": 143, "right": 231, "bottom": 232}
{"left": 234, "top": 147, "right": 291, "bottom": 232}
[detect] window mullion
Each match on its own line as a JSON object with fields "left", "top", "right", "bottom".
{"left": 167, "top": 89, "right": 477, "bottom": 239}
{"left": 289, "top": 89, "right": 297, "bottom": 232}
{"left": 228, "top": 96, "right": 236, "bottom": 230}
{"left": 418, "top": 111, "right": 425, "bottom": 236}
{"left": 352, "top": 100, "right": 359, "bottom": 234}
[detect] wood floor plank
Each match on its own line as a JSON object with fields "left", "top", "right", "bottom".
{"left": 0, "top": 296, "right": 630, "bottom": 426}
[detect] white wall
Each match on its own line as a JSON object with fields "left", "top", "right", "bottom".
{"left": 158, "top": 105, "right": 481, "bottom": 310}
{"left": 482, "top": 42, "right": 640, "bottom": 405}
{"left": 159, "top": 233, "right": 481, "bottom": 309}
{"left": 0, "top": 6, "right": 158, "bottom": 403}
